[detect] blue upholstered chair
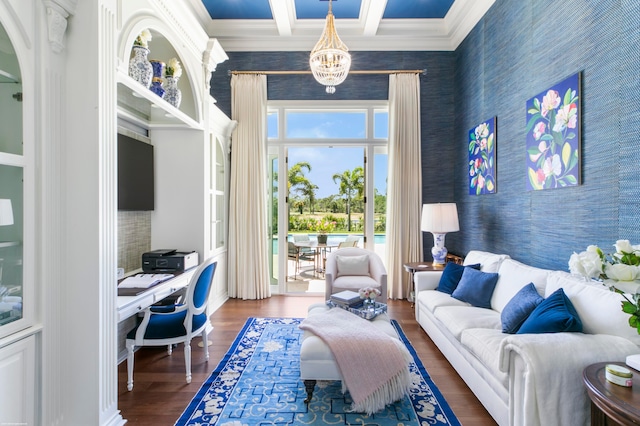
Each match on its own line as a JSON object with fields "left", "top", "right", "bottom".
{"left": 126, "top": 258, "right": 217, "bottom": 391}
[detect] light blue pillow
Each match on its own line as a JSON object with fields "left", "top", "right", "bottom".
{"left": 517, "top": 288, "right": 583, "bottom": 334}
{"left": 451, "top": 267, "right": 499, "bottom": 309}
{"left": 436, "top": 262, "right": 481, "bottom": 294}
{"left": 501, "top": 283, "right": 544, "bottom": 334}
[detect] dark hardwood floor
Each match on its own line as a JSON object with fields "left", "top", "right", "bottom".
{"left": 117, "top": 296, "right": 497, "bottom": 425}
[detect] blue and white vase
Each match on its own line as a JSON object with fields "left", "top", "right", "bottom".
{"left": 162, "top": 76, "right": 182, "bottom": 108}
{"left": 149, "top": 60, "right": 165, "bottom": 97}
{"left": 128, "top": 46, "right": 153, "bottom": 88}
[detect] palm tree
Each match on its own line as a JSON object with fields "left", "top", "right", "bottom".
{"left": 332, "top": 166, "right": 364, "bottom": 231}
{"left": 288, "top": 162, "right": 312, "bottom": 212}
{"left": 299, "top": 181, "right": 319, "bottom": 213}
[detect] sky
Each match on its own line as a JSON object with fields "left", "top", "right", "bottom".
{"left": 289, "top": 147, "right": 387, "bottom": 199}
{"left": 269, "top": 110, "right": 388, "bottom": 199}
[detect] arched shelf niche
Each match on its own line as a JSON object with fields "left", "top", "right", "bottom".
{"left": 117, "top": 22, "right": 202, "bottom": 130}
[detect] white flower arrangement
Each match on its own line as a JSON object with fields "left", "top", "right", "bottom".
{"left": 569, "top": 240, "right": 640, "bottom": 282}
{"left": 569, "top": 240, "right": 640, "bottom": 333}
{"left": 165, "top": 58, "right": 182, "bottom": 78}
{"left": 358, "top": 287, "right": 381, "bottom": 301}
{"left": 134, "top": 29, "right": 152, "bottom": 48}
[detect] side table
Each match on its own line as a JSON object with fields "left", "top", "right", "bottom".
{"left": 403, "top": 261, "right": 445, "bottom": 307}
{"left": 583, "top": 362, "right": 640, "bottom": 425}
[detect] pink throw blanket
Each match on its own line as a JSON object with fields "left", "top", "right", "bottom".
{"left": 299, "top": 307, "right": 412, "bottom": 414}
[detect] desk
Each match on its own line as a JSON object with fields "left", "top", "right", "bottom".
{"left": 583, "top": 362, "right": 640, "bottom": 425}
{"left": 116, "top": 268, "right": 196, "bottom": 322}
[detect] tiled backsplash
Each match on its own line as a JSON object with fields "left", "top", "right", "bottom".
{"left": 118, "top": 211, "right": 151, "bottom": 273}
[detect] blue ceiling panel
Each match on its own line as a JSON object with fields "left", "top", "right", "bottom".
{"left": 202, "top": 0, "right": 273, "bottom": 20}
{"left": 295, "top": 0, "right": 361, "bottom": 20}
{"left": 383, "top": 0, "right": 454, "bottom": 19}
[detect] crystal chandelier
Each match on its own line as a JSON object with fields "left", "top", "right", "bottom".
{"left": 309, "top": 0, "right": 351, "bottom": 94}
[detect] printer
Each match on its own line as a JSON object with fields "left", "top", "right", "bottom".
{"left": 142, "top": 249, "right": 199, "bottom": 273}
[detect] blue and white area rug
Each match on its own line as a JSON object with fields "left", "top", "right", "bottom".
{"left": 176, "top": 317, "right": 460, "bottom": 426}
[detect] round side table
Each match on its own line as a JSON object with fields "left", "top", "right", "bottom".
{"left": 583, "top": 362, "right": 640, "bottom": 425}
{"left": 403, "top": 262, "right": 445, "bottom": 307}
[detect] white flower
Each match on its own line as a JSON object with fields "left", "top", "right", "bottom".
{"left": 166, "top": 57, "right": 182, "bottom": 78}
{"left": 605, "top": 263, "right": 640, "bottom": 281}
{"left": 568, "top": 249, "right": 603, "bottom": 280}
{"left": 615, "top": 240, "right": 635, "bottom": 254}
{"left": 134, "top": 29, "right": 152, "bottom": 48}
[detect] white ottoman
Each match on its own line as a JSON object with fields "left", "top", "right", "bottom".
{"left": 299, "top": 302, "right": 399, "bottom": 403}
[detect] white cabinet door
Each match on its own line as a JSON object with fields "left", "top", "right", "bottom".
{"left": 0, "top": 335, "right": 35, "bottom": 425}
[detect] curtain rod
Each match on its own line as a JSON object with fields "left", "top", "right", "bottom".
{"left": 228, "top": 69, "right": 427, "bottom": 76}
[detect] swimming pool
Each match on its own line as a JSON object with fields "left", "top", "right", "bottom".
{"left": 272, "top": 234, "right": 386, "bottom": 254}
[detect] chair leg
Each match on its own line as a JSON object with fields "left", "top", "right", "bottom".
{"left": 167, "top": 344, "right": 172, "bottom": 355}
{"left": 126, "top": 341, "right": 135, "bottom": 391}
{"left": 184, "top": 341, "right": 192, "bottom": 384}
{"left": 202, "top": 328, "right": 210, "bottom": 361}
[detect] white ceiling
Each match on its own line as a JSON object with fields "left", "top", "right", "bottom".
{"left": 186, "top": 0, "right": 495, "bottom": 52}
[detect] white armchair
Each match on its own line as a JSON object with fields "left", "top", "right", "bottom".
{"left": 324, "top": 247, "right": 387, "bottom": 303}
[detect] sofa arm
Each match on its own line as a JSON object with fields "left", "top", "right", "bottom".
{"left": 499, "top": 333, "right": 638, "bottom": 426}
{"left": 414, "top": 270, "right": 443, "bottom": 293}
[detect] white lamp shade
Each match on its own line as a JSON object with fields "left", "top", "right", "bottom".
{"left": 421, "top": 203, "right": 459, "bottom": 233}
{"left": 0, "top": 199, "right": 14, "bottom": 226}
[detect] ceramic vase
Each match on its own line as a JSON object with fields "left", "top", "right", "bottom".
{"left": 162, "top": 76, "right": 182, "bottom": 108}
{"left": 317, "top": 234, "right": 328, "bottom": 244}
{"left": 128, "top": 45, "right": 153, "bottom": 88}
{"left": 149, "top": 60, "right": 165, "bottom": 97}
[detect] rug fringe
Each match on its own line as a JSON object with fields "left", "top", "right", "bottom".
{"left": 350, "top": 366, "right": 413, "bottom": 415}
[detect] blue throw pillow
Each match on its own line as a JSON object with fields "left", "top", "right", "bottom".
{"left": 436, "top": 262, "right": 481, "bottom": 294}
{"left": 517, "top": 288, "right": 583, "bottom": 334}
{"left": 451, "top": 267, "right": 499, "bottom": 309}
{"left": 501, "top": 283, "right": 544, "bottom": 334}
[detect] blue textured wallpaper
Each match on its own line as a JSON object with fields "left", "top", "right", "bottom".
{"left": 210, "top": 0, "right": 640, "bottom": 273}
{"left": 448, "top": 0, "right": 640, "bottom": 270}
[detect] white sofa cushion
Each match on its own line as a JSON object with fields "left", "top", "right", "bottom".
{"left": 546, "top": 271, "right": 640, "bottom": 347}
{"left": 491, "top": 259, "right": 551, "bottom": 313}
{"left": 433, "top": 306, "right": 502, "bottom": 340}
{"left": 463, "top": 250, "right": 510, "bottom": 273}
{"left": 417, "top": 289, "right": 469, "bottom": 314}
{"left": 460, "top": 328, "right": 509, "bottom": 389}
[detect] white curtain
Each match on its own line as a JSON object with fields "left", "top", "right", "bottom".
{"left": 228, "top": 74, "right": 271, "bottom": 299}
{"left": 386, "top": 73, "right": 423, "bottom": 300}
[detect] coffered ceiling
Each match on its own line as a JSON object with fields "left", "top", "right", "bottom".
{"left": 187, "top": 0, "right": 495, "bottom": 52}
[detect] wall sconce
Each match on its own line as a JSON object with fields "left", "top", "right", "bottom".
{"left": 421, "top": 203, "right": 459, "bottom": 265}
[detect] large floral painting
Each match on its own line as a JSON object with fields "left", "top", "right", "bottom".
{"left": 468, "top": 117, "right": 496, "bottom": 195}
{"left": 525, "top": 72, "right": 581, "bottom": 191}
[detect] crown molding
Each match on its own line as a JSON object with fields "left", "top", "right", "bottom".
{"left": 187, "top": 0, "right": 495, "bottom": 52}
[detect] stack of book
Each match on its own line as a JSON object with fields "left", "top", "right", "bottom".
{"left": 329, "top": 290, "right": 363, "bottom": 309}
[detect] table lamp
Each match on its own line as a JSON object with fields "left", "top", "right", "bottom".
{"left": 0, "top": 199, "right": 13, "bottom": 227}
{"left": 0, "top": 199, "right": 13, "bottom": 288}
{"left": 421, "top": 203, "right": 459, "bottom": 265}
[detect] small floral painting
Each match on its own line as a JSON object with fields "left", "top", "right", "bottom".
{"left": 525, "top": 72, "right": 581, "bottom": 191}
{"left": 468, "top": 117, "right": 496, "bottom": 195}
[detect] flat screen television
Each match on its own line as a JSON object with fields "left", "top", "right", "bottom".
{"left": 118, "top": 133, "right": 154, "bottom": 211}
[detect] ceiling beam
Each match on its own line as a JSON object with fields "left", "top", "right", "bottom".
{"left": 270, "top": 0, "right": 293, "bottom": 36}
{"left": 361, "top": 0, "right": 387, "bottom": 37}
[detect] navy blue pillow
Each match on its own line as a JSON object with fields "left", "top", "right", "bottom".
{"left": 501, "top": 283, "right": 544, "bottom": 334}
{"left": 436, "top": 262, "right": 481, "bottom": 294}
{"left": 517, "top": 288, "right": 583, "bottom": 334}
{"left": 451, "top": 267, "right": 499, "bottom": 309}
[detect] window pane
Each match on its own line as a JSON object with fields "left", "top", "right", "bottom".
{"left": 267, "top": 111, "right": 278, "bottom": 139}
{"left": 0, "top": 164, "right": 23, "bottom": 326}
{"left": 374, "top": 111, "right": 388, "bottom": 139}
{"left": 286, "top": 111, "right": 366, "bottom": 139}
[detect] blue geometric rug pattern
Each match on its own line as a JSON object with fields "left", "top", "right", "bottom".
{"left": 176, "top": 317, "right": 460, "bottom": 425}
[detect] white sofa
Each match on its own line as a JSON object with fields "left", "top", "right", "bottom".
{"left": 414, "top": 250, "right": 640, "bottom": 426}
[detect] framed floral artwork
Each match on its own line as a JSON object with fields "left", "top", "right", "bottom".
{"left": 525, "top": 72, "right": 581, "bottom": 191}
{"left": 468, "top": 117, "right": 496, "bottom": 195}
